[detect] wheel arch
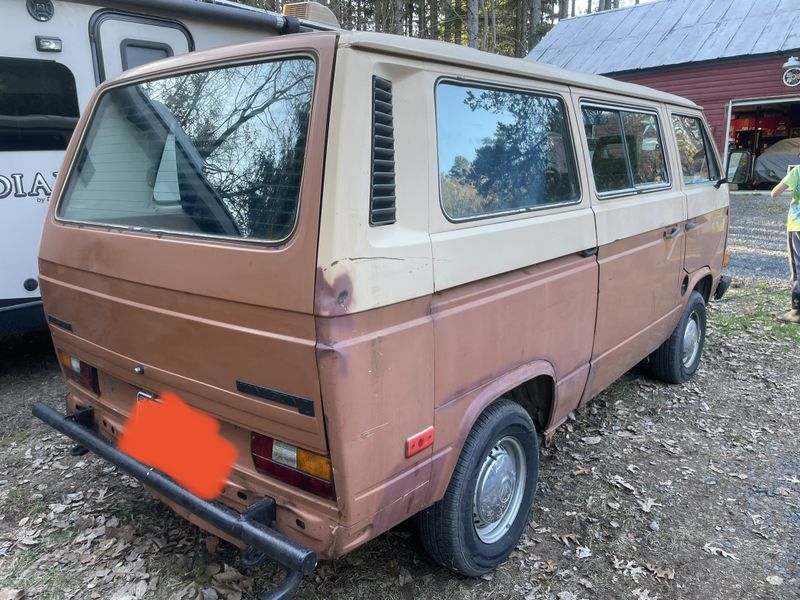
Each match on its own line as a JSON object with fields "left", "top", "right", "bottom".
{"left": 429, "top": 360, "right": 556, "bottom": 504}
{"left": 686, "top": 267, "right": 714, "bottom": 303}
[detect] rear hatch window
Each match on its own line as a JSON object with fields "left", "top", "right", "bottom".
{"left": 58, "top": 57, "right": 316, "bottom": 243}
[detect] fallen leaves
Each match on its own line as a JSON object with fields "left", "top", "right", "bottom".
{"left": 703, "top": 544, "right": 739, "bottom": 561}
{"left": 636, "top": 498, "right": 662, "bottom": 513}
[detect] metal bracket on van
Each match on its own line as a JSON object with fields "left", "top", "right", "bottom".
{"left": 31, "top": 403, "right": 316, "bottom": 600}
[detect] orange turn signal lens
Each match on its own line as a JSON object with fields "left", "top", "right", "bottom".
{"left": 296, "top": 448, "right": 333, "bottom": 481}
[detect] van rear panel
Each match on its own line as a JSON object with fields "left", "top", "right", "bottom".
{"left": 40, "top": 34, "right": 337, "bottom": 488}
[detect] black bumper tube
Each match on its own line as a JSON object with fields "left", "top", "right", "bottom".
{"left": 714, "top": 274, "right": 732, "bottom": 300}
{"left": 32, "top": 403, "right": 316, "bottom": 600}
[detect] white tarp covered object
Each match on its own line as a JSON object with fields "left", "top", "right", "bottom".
{"left": 754, "top": 137, "right": 800, "bottom": 183}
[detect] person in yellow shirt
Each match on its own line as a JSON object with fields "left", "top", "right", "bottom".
{"left": 770, "top": 164, "right": 800, "bottom": 323}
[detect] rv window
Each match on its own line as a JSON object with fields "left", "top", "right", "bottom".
{"left": 57, "top": 57, "right": 316, "bottom": 244}
{"left": 672, "top": 115, "right": 720, "bottom": 184}
{"left": 582, "top": 105, "right": 669, "bottom": 195}
{"left": 436, "top": 82, "right": 579, "bottom": 220}
{"left": 0, "top": 57, "right": 79, "bottom": 152}
{"left": 121, "top": 40, "right": 174, "bottom": 71}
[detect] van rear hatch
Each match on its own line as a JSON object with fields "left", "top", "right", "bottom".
{"left": 39, "top": 34, "right": 336, "bottom": 457}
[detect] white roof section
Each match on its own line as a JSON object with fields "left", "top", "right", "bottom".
{"left": 527, "top": 0, "right": 800, "bottom": 75}
{"left": 340, "top": 31, "right": 698, "bottom": 108}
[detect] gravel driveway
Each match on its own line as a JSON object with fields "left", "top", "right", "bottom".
{"left": 1, "top": 194, "right": 799, "bottom": 600}
{"left": 728, "top": 192, "right": 791, "bottom": 284}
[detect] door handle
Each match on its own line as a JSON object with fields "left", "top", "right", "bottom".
{"left": 685, "top": 222, "right": 698, "bottom": 231}
{"left": 664, "top": 226, "right": 680, "bottom": 239}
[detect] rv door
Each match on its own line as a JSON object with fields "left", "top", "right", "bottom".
{"left": 91, "top": 12, "right": 192, "bottom": 83}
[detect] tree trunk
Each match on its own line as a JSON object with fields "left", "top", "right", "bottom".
{"left": 559, "top": 0, "right": 568, "bottom": 20}
{"left": 489, "top": 0, "right": 496, "bottom": 52}
{"left": 393, "top": 0, "right": 403, "bottom": 34}
{"left": 467, "top": 0, "right": 479, "bottom": 48}
{"left": 529, "top": 0, "right": 542, "bottom": 49}
{"left": 430, "top": 0, "right": 439, "bottom": 39}
{"left": 587, "top": 0, "right": 592, "bottom": 14}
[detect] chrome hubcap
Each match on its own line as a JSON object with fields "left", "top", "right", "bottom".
{"left": 473, "top": 436, "right": 526, "bottom": 544}
{"left": 682, "top": 311, "right": 701, "bottom": 368}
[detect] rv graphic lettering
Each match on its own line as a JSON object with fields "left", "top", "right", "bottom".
{"left": 0, "top": 172, "right": 57, "bottom": 202}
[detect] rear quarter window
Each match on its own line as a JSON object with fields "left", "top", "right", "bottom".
{"left": 436, "top": 81, "right": 580, "bottom": 220}
{"left": 57, "top": 57, "right": 316, "bottom": 244}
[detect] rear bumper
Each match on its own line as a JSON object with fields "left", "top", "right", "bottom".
{"left": 714, "top": 275, "right": 732, "bottom": 300}
{"left": 32, "top": 403, "right": 316, "bottom": 600}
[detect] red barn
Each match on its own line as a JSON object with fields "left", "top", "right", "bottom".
{"left": 529, "top": 0, "right": 800, "bottom": 185}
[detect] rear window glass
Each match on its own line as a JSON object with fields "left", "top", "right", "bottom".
{"left": 0, "top": 57, "right": 79, "bottom": 151}
{"left": 58, "top": 57, "right": 315, "bottom": 243}
{"left": 436, "top": 81, "right": 579, "bottom": 220}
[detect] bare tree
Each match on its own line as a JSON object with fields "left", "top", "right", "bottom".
{"left": 467, "top": 0, "right": 479, "bottom": 48}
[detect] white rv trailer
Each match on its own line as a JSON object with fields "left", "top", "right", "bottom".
{"left": 1, "top": 0, "right": 332, "bottom": 336}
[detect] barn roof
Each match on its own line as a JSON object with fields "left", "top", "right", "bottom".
{"left": 527, "top": 0, "right": 800, "bottom": 75}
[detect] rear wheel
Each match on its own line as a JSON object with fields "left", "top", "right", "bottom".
{"left": 650, "top": 291, "right": 707, "bottom": 384}
{"left": 417, "top": 399, "right": 538, "bottom": 576}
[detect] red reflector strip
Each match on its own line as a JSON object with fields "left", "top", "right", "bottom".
{"left": 405, "top": 425, "right": 434, "bottom": 458}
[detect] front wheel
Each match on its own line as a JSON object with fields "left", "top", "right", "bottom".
{"left": 650, "top": 290, "right": 707, "bottom": 384}
{"left": 417, "top": 399, "right": 538, "bottom": 576}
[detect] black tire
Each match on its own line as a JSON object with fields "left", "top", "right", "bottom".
{"left": 650, "top": 290, "right": 707, "bottom": 384}
{"left": 417, "top": 399, "right": 538, "bottom": 576}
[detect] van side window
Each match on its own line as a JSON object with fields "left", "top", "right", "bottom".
{"left": 672, "top": 115, "right": 720, "bottom": 184}
{"left": 0, "top": 57, "right": 79, "bottom": 151}
{"left": 436, "top": 81, "right": 579, "bottom": 220}
{"left": 583, "top": 106, "right": 669, "bottom": 195}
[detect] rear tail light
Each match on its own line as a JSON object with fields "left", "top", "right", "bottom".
{"left": 251, "top": 433, "right": 334, "bottom": 499}
{"left": 58, "top": 350, "right": 100, "bottom": 394}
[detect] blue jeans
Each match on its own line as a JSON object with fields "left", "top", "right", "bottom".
{"left": 791, "top": 231, "right": 800, "bottom": 296}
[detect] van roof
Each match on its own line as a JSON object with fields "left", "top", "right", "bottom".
{"left": 103, "top": 30, "right": 698, "bottom": 110}
{"left": 339, "top": 31, "right": 699, "bottom": 109}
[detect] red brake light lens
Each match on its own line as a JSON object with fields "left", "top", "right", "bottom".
{"left": 251, "top": 433, "right": 334, "bottom": 499}
{"left": 59, "top": 350, "right": 100, "bottom": 395}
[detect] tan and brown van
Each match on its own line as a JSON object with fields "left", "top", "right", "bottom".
{"left": 34, "top": 27, "right": 730, "bottom": 599}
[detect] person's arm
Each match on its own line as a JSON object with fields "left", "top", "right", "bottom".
{"left": 774, "top": 165, "right": 800, "bottom": 198}
{"left": 772, "top": 181, "right": 789, "bottom": 198}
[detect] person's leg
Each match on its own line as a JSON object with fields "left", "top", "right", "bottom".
{"left": 793, "top": 232, "right": 800, "bottom": 296}
{"left": 779, "top": 231, "right": 800, "bottom": 322}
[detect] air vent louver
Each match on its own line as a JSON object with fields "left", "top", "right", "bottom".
{"left": 370, "top": 76, "right": 396, "bottom": 226}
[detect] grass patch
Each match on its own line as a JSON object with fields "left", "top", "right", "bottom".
{"left": 710, "top": 283, "right": 800, "bottom": 345}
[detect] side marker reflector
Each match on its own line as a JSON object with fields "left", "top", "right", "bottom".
{"left": 405, "top": 426, "right": 435, "bottom": 458}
